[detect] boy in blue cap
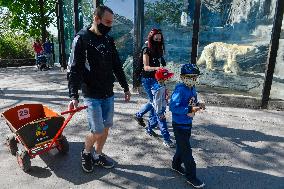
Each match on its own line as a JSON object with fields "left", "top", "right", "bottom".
{"left": 169, "top": 63, "right": 205, "bottom": 188}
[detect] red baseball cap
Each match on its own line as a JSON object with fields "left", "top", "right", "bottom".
{"left": 155, "top": 68, "right": 174, "bottom": 81}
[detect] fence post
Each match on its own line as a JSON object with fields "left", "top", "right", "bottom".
{"left": 191, "top": 0, "right": 201, "bottom": 64}
{"left": 261, "top": 0, "right": 284, "bottom": 109}
{"left": 133, "top": 0, "right": 144, "bottom": 90}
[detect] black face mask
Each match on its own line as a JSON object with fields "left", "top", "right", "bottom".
{"left": 151, "top": 41, "right": 163, "bottom": 58}
{"left": 97, "top": 23, "right": 112, "bottom": 35}
{"left": 152, "top": 41, "right": 161, "bottom": 45}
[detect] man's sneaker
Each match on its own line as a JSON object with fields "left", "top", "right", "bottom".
{"left": 134, "top": 115, "right": 146, "bottom": 127}
{"left": 163, "top": 140, "right": 175, "bottom": 148}
{"left": 93, "top": 155, "right": 114, "bottom": 169}
{"left": 145, "top": 128, "right": 158, "bottom": 137}
{"left": 171, "top": 165, "right": 185, "bottom": 176}
{"left": 187, "top": 177, "right": 205, "bottom": 188}
{"left": 81, "top": 150, "right": 94, "bottom": 173}
{"left": 91, "top": 152, "right": 107, "bottom": 164}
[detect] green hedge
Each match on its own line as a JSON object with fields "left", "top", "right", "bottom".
{"left": 0, "top": 33, "right": 34, "bottom": 59}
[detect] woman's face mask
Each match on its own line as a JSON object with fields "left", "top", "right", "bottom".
{"left": 153, "top": 34, "right": 162, "bottom": 42}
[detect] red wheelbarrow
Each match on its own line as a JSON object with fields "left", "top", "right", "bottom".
{"left": 1, "top": 104, "right": 87, "bottom": 172}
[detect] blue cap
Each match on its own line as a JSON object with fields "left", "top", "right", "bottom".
{"left": 180, "top": 64, "right": 200, "bottom": 75}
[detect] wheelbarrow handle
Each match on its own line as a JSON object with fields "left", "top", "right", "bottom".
{"left": 61, "top": 106, "right": 88, "bottom": 115}
{"left": 48, "top": 105, "right": 88, "bottom": 149}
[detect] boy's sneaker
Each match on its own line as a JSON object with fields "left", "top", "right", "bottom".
{"left": 81, "top": 150, "right": 94, "bottom": 173}
{"left": 171, "top": 165, "right": 185, "bottom": 176}
{"left": 134, "top": 114, "right": 146, "bottom": 127}
{"left": 187, "top": 177, "right": 205, "bottom": 188}
{"left": 163, "top": 140, "right": 175, "bottom": 148}
{"left": 145, "top": 128, "right": 158, "bottom": 137}
{"left": 93, "top": 155, "right": 114, "bottom": 169}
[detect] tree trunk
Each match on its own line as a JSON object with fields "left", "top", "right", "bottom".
{"left": 39, "top": 0, "right": 47, "bottom": 42}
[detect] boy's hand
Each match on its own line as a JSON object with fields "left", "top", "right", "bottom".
{"left": 165, "top": 95, "right": 169, "bottom": 104}
{"left": 187, "top": 107, "right": 201, "bottom": 117}
{"left": 192, "top": 106, "right": 201, "bottom": 112}
{"left": 187, "top": 112, "right": 195, "bottom": 117}
{"left": 199, "top": 102, "right": 206, "bottom": 110}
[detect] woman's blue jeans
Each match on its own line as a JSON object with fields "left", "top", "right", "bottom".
{"left": 136, "top": 77, "right": 157, "bottom": 125}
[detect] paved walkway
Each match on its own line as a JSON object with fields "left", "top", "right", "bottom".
{"left": 0, "top": 66, "right": 283, "bottom": 189}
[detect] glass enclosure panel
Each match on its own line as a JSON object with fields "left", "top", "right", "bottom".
{"left": 144, "top": 0, "right": 192, "bottom": 65}
{"left": 197, "top": 0, "right": 275, "bottom": 98}
{"left": 103, "top": 0, "right": 134, "bottom": 82}
{"left": 62, "top": 0, "right": 134, "bottom": 66}
{"left": 104, "top": 0, "right": 134, "bottom": 64}
{"left": 63, "top": 0, "right": 94, "bottom": 59}
{"left": 271, "top": 19, "right": 284, "bottom": 100}
{"left": 63, "top": 0, "right": 75, "bottom": 57}
{"left": 81, "top": 0, "right": 93, "bottom": 28}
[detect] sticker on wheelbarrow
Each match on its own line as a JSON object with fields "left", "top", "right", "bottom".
{"left": 17, "top": 108, "right": 30, "bottom": 120}
{"left": 35, "top": 121, "right": 49, "bottom": 142}
{"left": 16, "top": 116, "right": 65, "bottom": 148}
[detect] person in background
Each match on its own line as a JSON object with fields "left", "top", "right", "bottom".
{"left": 33, "top": 39, "right": 43, "bottom": 65}
{"left": 43, "top": 38, "right": 54, "bottom": 68}
{"left": 134, "top": 28, "right": 166, "bottom": 128}
{"left": 169, "top": 63, "right": 206, "bottom": 188}
{"left": 67, "top": 5, "right": 131, "bottom": 173}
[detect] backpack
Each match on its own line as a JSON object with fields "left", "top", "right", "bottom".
{"left": 135, "top": 46, "right": 148, "bottom": 86}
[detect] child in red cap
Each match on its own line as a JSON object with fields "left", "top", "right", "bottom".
{"left": 145, "top": 67, "right": 175, "bottom": 148}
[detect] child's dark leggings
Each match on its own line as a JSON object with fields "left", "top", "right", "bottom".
{"left": 172, "top": 123, "right": 196, "bottom": 180}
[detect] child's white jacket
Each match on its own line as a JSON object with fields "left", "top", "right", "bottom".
{"left": 151, "top": 83, "right": 167, "bottom": 116}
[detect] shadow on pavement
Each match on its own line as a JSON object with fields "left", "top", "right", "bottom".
{"left": 203, "top": 124, "right": 284, "bottom": 155}
{"left": 36, "top": 142, "right": 112, "bottom": 185}
{"left": 110, "top": 164, "right": 186, "bottom": 189}
{"left": 200, "top": 124, "right": 284, "bottom": 173}
{"left": 27, "top": 166, "right": 52, "bottom": 178}
{"left": 200, "top": 166, "right": 284, "bottom": 189}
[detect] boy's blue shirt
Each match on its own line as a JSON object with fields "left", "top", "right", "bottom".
{"left": 169, "top": 83, "right": 198, "bottom": 125}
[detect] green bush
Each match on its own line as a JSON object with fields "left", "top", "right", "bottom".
{"left": 0, "top": 33, "right": 34, "bottom": 59}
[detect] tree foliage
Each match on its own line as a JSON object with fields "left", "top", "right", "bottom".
{"left": 0, "top": 33, "right": 34, "bottom": 59}
{"left": 145, "top": 0, "right": 184, "bottom": 26}
{"left": 0, "top": 7, "right": 33, "bottom": 59}
{"left": 0, "top": 0, "right": 56, "bottom": 39}
{"left": 0, "top": 7, "right": 12, "bottom": 33}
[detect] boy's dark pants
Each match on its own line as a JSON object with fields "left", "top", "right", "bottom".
{"left": 172, "top": 123, "right": 196, "bottom": 180}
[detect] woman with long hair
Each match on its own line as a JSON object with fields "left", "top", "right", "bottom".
{"left": 134, "top": 28, "right": 167, "bottom": 135}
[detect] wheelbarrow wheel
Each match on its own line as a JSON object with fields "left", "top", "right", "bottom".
{"left": 16, "top": 150, "right": 31, "bottom": 172}
{"left": 58, "top": 135, "right": 69, "bottom": 154}
{"left": 6, "top": 134, "right": 18, "bottom": 156}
